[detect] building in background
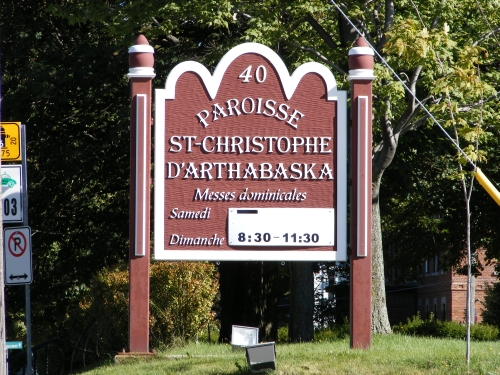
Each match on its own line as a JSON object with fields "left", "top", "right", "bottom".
{"left": 386, "top": 249, "right": 498, "bottom": 325}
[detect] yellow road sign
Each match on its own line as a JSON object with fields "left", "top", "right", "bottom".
{"left": 0, "top": 122, "right": 21, "bottom": 161}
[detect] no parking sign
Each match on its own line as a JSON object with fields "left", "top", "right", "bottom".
{"left": 4, "top": 226, "right": 32, "bottom": 285}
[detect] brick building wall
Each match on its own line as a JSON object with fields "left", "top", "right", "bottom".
{"left": 417, "top": 263, "right": 452, "bottom": 321}
{"left": 386, "top": 249, "right": 498, "bottom": 325}
{"left": 448, "top": 249, "right": 498, "bottom": 323}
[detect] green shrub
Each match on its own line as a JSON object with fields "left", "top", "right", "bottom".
{"left": 314, "top": 319, "right": 350, "bottom": 342}
{"left": 197, "top": 321, "right": 220, "bottom": 343}
{"left": 277, "top": 326, "right": 289, "bottom": 343}
{"left": 393, "top": 313, "right": 499, "bottom": 341}
{"left": 393, "top": 313, "right": 438, "bottom": 336}
{"left": 80, "top": 266, "right": 130, "bottom": 353}
{"left": 470, "top": 323, "right": 500, "bottom": 341}
{"left": 276, "top": 320, "right": 350, "bottom": 343}
{"left": 149, "top": 261, "right": 219, "bottom": 345}
{"left": 435, "top": 320, "right": 465, "bottom": 339}
{"left": 74, "top": 261, "right": 219, "bottom": 356}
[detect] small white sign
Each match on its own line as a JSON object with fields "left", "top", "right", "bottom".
{"left": 4, "top": 226, "right": 32, "bottom": 285}
{"left": 228, "top": 208, "right": 334, "bottom": 246}
{"left": 2, "top": 165, "right": 23, "bottom": 223}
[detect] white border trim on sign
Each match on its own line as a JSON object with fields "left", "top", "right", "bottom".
{"left": 135, "top": 94, "right": 147, "bottom": 257}
{"left": 154, "top": 42, "right": 348, "bottom": 261}
{"left": 357, "top": 96, "right": 368, "bottom": 258}
{"left": 164, "top": 43, "right": 339, "bottom": 101}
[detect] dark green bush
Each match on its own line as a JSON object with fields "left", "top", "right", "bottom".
{"left": 482, "top": 282, "right": 500, "bottom": 327}
{"left": 314, "top": 319, "right": 350, "bottom": 342}
{"left": 277, "top": 320, "right": 350, "bottom": 343}
{"left": 393, "top": 313, "right": 438, "bottom": 336}
{"left": 435, "top": 320, "right": 465, "bottom": 339}
{"left": 393, "top": 313, "right": 499, "bottom": 341}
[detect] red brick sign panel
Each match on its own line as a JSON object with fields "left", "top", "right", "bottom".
{"left": 154, "top": 43, "right": 347, "bottom": 261}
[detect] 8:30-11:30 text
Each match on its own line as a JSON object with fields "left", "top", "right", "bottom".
{"left": 237, "top": 232, "right": 319, "bottom": 243}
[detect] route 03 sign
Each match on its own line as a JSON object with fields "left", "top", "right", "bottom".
{"left": 4, "top": 226, "right": 33, "bottom": 285}
{"left": 154, "top": 43, "right": 347, "bottom": 261}
{"left": 1, "top": 165, "right": 24, "bottom": 223}
{"left": 0, "top": 122, "right": 21, "bottom": 161}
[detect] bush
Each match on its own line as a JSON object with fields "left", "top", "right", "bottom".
{"left": 276, "top": 320, "right": 350, "bottom": 343}
{"left": 277, "top": 326, "right": 289, "bottom": 343}
{"left": 470, "top": 323, "right": 500, "bottom": 341}
{"left": 149, "top": 261, "right": 219, "bottom": 345}
{"left": 393, "top": 313, "right": 499, "bottom": 341}
{"left": 393, "top": 313, "right": 438, "bottom": 336}
{"left": 73, "top": 261, "right": 219, "bottom": 357}
{"left": 435, "top": 320, "right": 465, "bottom": 339}
{"left": 81, "top": 266, "right": 130, "bottom": 353}
{"left": 314, "top": 319, "right": 350, "bottom": 342}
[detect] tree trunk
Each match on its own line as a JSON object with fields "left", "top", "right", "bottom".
{"left": 289, "top": 262, "right": 314, "bottom": 342}
{"left": 371, "top": 178, "right": 392, "bottom": 333}
{"left": 218, "top": 261, "right": 278, "bottom": 343}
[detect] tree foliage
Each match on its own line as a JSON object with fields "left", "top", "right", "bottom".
{"left": 1, "top": 0, "right": 131, "bottom": 342}
{"left": 69, "top": 261, "right": 218, "bottom": 359}
{"left": 481, "top": 282, "right": 500, "bottom": 328}
{"left": 3, "top": 0, "right": 500, "bottom": 343}
{"left": 149, "top": 262, "right": 219, "bottom": 343}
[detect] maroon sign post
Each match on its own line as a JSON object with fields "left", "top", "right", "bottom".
{"left": 127, "top": 35, "right": 155, "bottom": 354}
{"left": 348, "top": 38, "right": 375, "bottom": 349}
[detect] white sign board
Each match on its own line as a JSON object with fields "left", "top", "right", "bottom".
{"left": 228, "top": 208, "right": 334, "bottom": 246}
{"left": 4, "top": 226, "right": 32, "bottom": 285}
{"left": 2, "top": 165, "right": 23, "bottom": 223}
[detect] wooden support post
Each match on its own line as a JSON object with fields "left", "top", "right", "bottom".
{"left": 127, "top": 35, "right": 155, "bottom": 353}
{"left": 348, "top": 37, "right": 375, "bottom": 349}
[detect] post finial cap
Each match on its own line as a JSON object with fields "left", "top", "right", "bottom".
{"left": 348, "top": 37, "right": 374, "bottom": 71}
{"left": 128, "top": 34, "right": 154, "bottom": 69}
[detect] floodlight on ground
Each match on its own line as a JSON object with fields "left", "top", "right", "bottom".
{"left": 231, "top": 325, "right": 259, "bottom": 347}
{"left": 245, "top": 342, "right": 276, "bottom": 374}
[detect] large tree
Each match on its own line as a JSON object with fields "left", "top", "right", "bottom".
{"left": 5, "top": 0, "right": 500, "bottom": 338}
{"left": 1, "top": 0, "right": 132, "bottom": 341}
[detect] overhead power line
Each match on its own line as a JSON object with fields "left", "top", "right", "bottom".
{"left": 329, "top": 0, "right": 500, "bottom": 206}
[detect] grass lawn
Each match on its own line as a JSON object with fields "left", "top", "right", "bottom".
{"left": 73, "top": 334, "right": 500, "bottom": 375}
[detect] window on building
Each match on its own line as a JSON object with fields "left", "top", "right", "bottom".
{"left": 424, "top": 260, "right": 429, "bottom": 274}
{"left": 417, "top": 299, "right": 421, "bottom": 315}
{"left": 433, "top": 298, "right": 437, "bottom": 319}
{"left": 425, "top": 298, "right": 429, "bottom": 319}
{"left": 441, "top": 297, "right": 446, "bottom": 321}
{"left": 434, "top": 255, "right": 439, "bottom": 273}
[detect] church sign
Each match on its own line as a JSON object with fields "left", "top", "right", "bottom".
{"left": 154, "top": 43, "right": 347, "bottom": 261}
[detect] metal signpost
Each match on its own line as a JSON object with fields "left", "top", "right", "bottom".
{"left": 1, "top": 123, "right": 33, "bottom": 373}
